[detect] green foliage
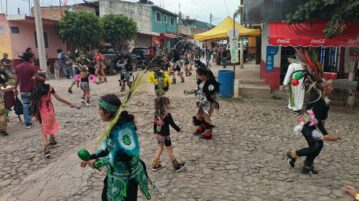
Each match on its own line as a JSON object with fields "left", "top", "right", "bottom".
{"left": 285, "top": 0, "right": 359, "bottom": 38}
{"left": 100, "top": 14, "right": 138, "bottom": 47}
{"left": 57, "top": 11, "right": 102, "bottom": 48}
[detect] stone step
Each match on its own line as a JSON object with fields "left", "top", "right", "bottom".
{"left": 238, "top": 83, "right": 272, "bottom": 98}
{"left": 238, "top": 79, "right": 267, "bottom": 86}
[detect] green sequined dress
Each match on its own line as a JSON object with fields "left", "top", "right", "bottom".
{"left": 91, "top": 122, "right": 151, "bottom": 201}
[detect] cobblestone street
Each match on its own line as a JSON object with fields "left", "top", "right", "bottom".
{"left": 0, "top": 65, "right": 358, "bottom": 201}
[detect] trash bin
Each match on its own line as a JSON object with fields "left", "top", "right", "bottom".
{"left": 218, "top": 70, "right": 234, "bottom": 97}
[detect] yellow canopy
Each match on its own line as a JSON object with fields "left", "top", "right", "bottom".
{"left": 194, "top": 16, "right": 261, "bottom": 41}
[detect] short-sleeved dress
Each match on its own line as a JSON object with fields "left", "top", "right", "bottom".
{"left": 38, "top": 86, "right": 60, "bottom": 135}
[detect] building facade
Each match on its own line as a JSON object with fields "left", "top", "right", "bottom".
{"left": 0, "top": 14, "right": 66, "bottom": 64}
{"left": 243, "top": 0, "right": 359, "bottom": 90}
{"left": 99, "top": 0, "right": 178, "bottom": 49}
{"left": 33, "top": 3, "right": 98, "bottom": 21}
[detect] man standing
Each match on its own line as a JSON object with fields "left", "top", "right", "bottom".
{"left": 1, "top": 53, "right": 13, "bottom": 76}
{"left": 57, "top": 49, "right": 67, "bottom": 78}
{"left": 14, "top": 52, "right": 37, "bottom": 128}
{"left": 221, "top": 47, "right": 228, "bottom": 68}
{"left": 205, "top": 47, "right": 212, "bottom": 67}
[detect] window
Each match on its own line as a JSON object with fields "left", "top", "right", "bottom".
{"left": 170, "top": 17, "right": 175, "bottom": 26}
{"left": 34, "top": 32, "right": 49, "bottom": 48}
{"left": 156, "top": 11, "right": 161, "bottom": 22}
{"left": 0, "top": 26, "right": 4, "bottom": 34}
{"left": 164, "top": 15, "right": 167, "bottom": 23}
{"left": 11, "top": 27, "right": 19, "bottom": 34}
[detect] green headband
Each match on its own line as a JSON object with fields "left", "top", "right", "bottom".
{"left": 99, "top": 98, "right": 119, "bottom": 113}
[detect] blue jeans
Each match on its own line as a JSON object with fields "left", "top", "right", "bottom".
{"left": 222, "top": 57, "right": 227, "bottom": 68}
{"left": 60, "top": 62, "right": 68, "bottom": 78}
{"left": 20, "top": 92, "right": 32, "bottom": 124}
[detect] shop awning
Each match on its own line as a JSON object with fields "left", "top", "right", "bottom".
{"left": 269, "top": 22, "right": 359, "bottom": 47}
{"left": 162, "top": 33, "right": 177, "bottom": 39}
{"left": 194, "top": 16, "right": 261, "bottom": 41}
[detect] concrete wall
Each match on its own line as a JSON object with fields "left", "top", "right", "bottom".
{"left": 99, "top": 0, "right": 152, "bottom": 35}
{"left": 8, "top": 21, "right": 67, "bottom": 59}
{"left": 35, "top": 5, "right": 97, "bottom": 21}
{"left": 0, "top": 15, "right": 13, "bottom": 59}
{"left": 134, "top": 33, "right": 152, "bottom": 48}
{"left": 178, "top": 24, "right": 191, "bottom": 36}
{"left": 151, "top": 8, "right": 177, "bottom": 33}
{"left": 260, "top": 24, "right": 281, "bottom": 90}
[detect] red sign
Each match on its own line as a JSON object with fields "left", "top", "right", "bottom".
{"left": 269, "top": 22, "right": 359, "bottom": 47}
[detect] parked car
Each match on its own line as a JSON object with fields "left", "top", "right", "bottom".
{"left": 99, "top": 45, "right": 119, "bottom": 75}
{"left": 131, "top": 47, "right": 151, "bottom": 69}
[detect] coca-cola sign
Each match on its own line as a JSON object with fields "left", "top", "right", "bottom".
{"left": 310, "top": 39, "right": 326, "bottom": 44}
{"left": 276, "top": 38, "right": 291, "bottom": 44}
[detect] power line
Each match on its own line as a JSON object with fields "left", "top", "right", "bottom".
{"left": 0, "top": 0, "right": 3, "bottom": 13}
{"left": 223, "top": 0, "right": 230, "bottom": 16}
{"left": 164, "top": 0, "right": 179, "bottom": 7}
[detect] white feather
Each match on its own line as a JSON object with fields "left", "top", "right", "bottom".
{"left": 293, "top": 124, "right": 303, "bottom": 136}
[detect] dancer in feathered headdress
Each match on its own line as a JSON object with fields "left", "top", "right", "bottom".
{"left": 286, "top": 69, "right": 340, "bottom": 174}
{"left": 186, "top": 60, "right": 219, "bottom": 139}
{"left": 78, "top": 70, "right": 152, "bottom": 201}
{"left": 148, "top": 66, "right": 171, "bottom": 96}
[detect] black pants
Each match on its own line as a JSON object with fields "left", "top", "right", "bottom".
{"left": 296, "top": 125, "right": 324, "bottom": 165}
{"left": 102, "top": 176, "right": 139, "bottom": 201}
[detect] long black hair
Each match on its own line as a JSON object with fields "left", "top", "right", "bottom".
{"left": 196, "top": 60, "right": 220, "bottom": 93}
{"left": 154, "top": 96, "right": 170, "bottom": 120}
{"left": 100, "top": 94, "right": 135, "bottom": 126}
{"left": 32, "top": 73, "right": 50, "bottom": 107}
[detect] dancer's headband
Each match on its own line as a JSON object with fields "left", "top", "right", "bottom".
{"left": 99, "top": 98, "right": 119, "bottom": 113}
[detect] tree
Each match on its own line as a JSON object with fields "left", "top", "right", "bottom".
{"left": 285, "top": 0, "right": 359, "bottom": 38}
{"left": 100, "top": 14, "right": 138, "bottom": 52}
{"left": 57, "top": 10, "right": 102, "bottom": 50}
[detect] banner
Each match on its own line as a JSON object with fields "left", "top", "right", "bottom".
{"left": 266, "top": 46, "right": 279, "bottom": 72}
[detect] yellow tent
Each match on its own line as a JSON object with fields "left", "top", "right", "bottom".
{"left": 194, "top": 16, "right": 261, "bottom": 41}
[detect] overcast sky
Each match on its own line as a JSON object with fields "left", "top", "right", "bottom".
{"left": 0, "top": 0, "right": 240, "bottom": 24}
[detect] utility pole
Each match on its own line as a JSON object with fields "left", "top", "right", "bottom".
{"left": 59, "top": 0, "right": 63, "bottom": 18}
{"left": 239, "top": 0, "right": 244, "bottom": 69}
{"left": 210, "top": 13, "right": 212, "bottom": 25}
{"left": 28, "top": 0, "right": 31, "bottom": 16}
{"left": 33, "top": 0, "right": 47, "bottom": 71}
{"left": 5, "top": 0, "right": 8, "bottom": 15}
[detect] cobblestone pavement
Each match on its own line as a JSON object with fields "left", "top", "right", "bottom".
{"left": 0, "top": 65, "right": 358, "bottom": 201}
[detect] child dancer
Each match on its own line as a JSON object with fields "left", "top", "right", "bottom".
{"left": 81, "top": 94, "right": 151, "bottom": 201}
{"left": 32, "top": 73, "right": 75, "bottom": 157}
{"left": 152, "top": 96, "right": 185, "bottom": 172}
{"left": 287, "top": 78, "right": 339, "bottom": 174}
{"left": 189, "top": 60, "right": 219, "bottom": 139}
{"left": 68, "top": 55, "right": 87, "bottom": 94}
{"left": 80, "top": 67, "right": 91, "bottom": 106}
{"left": 183, "top": 51, "right": 192, "bottom": 77}
{"left": 172, "top": 60, "right": 184, "bottom": 84}
{"left": 94, "top": 49, "right": 107, "bottom": 83}
{"left": 117, "top": 56, "right": 134, "bottom": 92}
{"left": 53, "top": 59, "right": 60, "bottom": 80}
{"left": 148, "top": 66, "right": 171, "bottom": 96}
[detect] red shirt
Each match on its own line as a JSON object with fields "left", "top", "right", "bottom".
{"left": 94, "top": 53, "right": 104, "bottom": 62}
{"left": 15, "top": 62, "right": 37, "bottom": 93}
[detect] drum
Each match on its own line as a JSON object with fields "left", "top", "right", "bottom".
{"left": 2, "top": 86, "right": 15, "bottom": 109}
